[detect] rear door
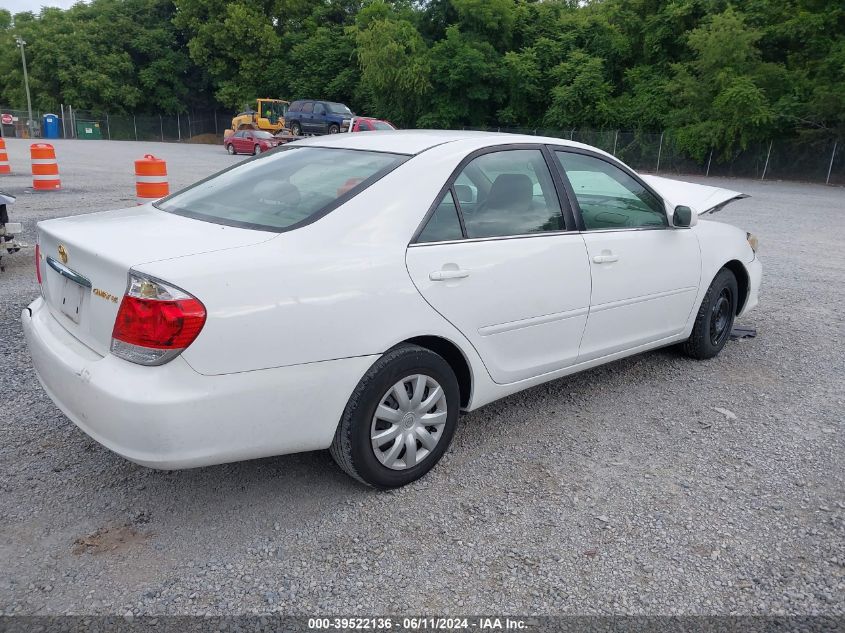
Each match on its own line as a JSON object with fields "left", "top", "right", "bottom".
{"left": 406, "top": 146, "right": 591, "bottom": 384}
{"left": 300, "top": 102, "right": 314, "bottom": 133}
{"left": 234, "top": 131, "right": 249, "bottom": 153}
{"left": 553, "top": 150, "right": 701, "bottom": 361}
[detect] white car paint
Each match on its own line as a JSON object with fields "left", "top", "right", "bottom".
{"left": 641, "top": 174, "right": 747, "bottom": 215}
{"left": 23, "top": 130, "right": 761, "bottom": 469}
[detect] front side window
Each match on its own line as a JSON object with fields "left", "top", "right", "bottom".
{"left": 313, "top": 103, "right": 326, "bottom": 115}
{"left": 555, "top": 152, "right": 666, "bottom": 230}
{"left": 156, "top": 147, "right": 405, "bottom": 232}
{"left": 327, "top": 102, "right": 353, "bottom": 115}
{"left": 301, "top": 102, "right": 314, "bottom": 114}
{"left": 455, "top": 149, "right": 564, "bottom": 239}
{"left": 417, "top": 190, "right": 463, "bottom": 243}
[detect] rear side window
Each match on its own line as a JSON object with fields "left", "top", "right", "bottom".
{"left": 418, "top": 190, "right": 463, "bottom": 243}
{"left": 457, "top": 149, "right": 564, "bottom": 239}
{"left": 302, "top": 102, "right": 314, "bottom": 114}
{"left": 156, "top": 147, "right": 406, "bottom": 232}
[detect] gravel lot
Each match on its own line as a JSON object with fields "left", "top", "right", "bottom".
{"left": 0, "top": 138, "right": 842, "bottom": 617}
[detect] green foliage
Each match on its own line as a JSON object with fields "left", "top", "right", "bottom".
{"left": 0, "top": 0, "right": 841, "bottom": 155}
{"left": 353, "top": 10, "right": 431, "bottom": 127}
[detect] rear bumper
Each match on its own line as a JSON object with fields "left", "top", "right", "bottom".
{"left": 23, "top": 297, "right": 376, "bottom": 469}
{"left": 740, "top": 255, "right": 762, "bottom": 317}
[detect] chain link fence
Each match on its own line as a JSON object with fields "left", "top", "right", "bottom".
{"left": 472, "top": 126, "right": 843, "bottom": 185}
{"left": 0, "top": 106, "right": 232, "bottom": 144}
{"left": 2, "top": 105, "right": 842, "bottom": 184}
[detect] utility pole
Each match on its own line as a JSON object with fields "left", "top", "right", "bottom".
{"left": 15, "top": 36, "right": 35, "bottom": 138}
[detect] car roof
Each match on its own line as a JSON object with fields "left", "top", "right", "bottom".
{"left": 288, "top": 129, "right": 599, "bottom": 156}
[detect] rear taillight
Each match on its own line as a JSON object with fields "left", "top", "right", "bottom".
{"left": 110, "top": 273, "right": 206, "bottom": 366}
{"left": 35, "top": 242, "right": 42, "bottom": 284}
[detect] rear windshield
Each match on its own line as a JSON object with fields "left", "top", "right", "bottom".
{"left": 372, "top": 120, "right": 395, "bottom": 130}
{"left": 155, "top": 147, "right": 406, "bottom": 232}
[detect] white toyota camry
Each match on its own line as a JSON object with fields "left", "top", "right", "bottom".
{"left": 23, "top": 131, "right": 761, "bottom": 488}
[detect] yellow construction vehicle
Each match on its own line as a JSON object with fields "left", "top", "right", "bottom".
{"left": 226, "top": 99, "right": 290, "bottom": 137}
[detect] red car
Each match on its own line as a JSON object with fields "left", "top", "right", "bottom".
{"left": 349, "top": 117, "right": 396, "bottom": 132}
{"left": 225, "top": 130, "right": 281, "bottom": 155}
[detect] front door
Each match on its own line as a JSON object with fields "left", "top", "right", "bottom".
{"left": 299, "top": 102, "right": 314, "bottom": 133}
{"left": 554, "top": 150, "right": 701, "bottom": 362}
{"left": 312, "top": 103, "right": 327, "bottom": 134}
{"left": 406, "top": 148, "right": 591, "bottom": 384}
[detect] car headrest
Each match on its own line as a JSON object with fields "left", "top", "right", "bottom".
{"left": 486, "top": 173, "right": 532, "bottom": 210}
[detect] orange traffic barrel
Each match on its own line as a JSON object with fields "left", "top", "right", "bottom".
{"left": 0, "top": 138, "right": 11, "bottom": 175}
{"left": 30, "top": 143, "right": 61, "bottom": 190}
{"left": 135, "top": 154, "right": 169, "bottom": 204}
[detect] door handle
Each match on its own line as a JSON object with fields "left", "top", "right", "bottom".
{"left": 592, "top": 253, "right": 619, "bottom": 264}
{"left": 429, "top": 269, "right": 470, "bottom": 281}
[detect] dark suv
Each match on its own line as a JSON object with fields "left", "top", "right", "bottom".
{"left": 286, "top": 100, "right": 354, "bottom": 136}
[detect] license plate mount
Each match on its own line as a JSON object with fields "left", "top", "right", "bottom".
{"left": 60, "top": 277, "right": 85, "bottom": 323}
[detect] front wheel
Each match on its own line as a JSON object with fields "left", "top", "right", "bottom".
{"left": 683, "top": 268, "right": 738, "bottom": 360}
{"left": 330, "top": 345, "right": 460, "bottom": 488}
{"left": 290, "top": 122, "right": 302, "bottom": 136}
{"left": 253, "top": 144, "right": 261, "bottom": 155}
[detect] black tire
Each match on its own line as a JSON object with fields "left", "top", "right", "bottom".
{"left": 683, "top": 268, "right": 738, "bottom": 360}
{"left": 226, "top": 143, "right": 236, "bottom": 155}
{"left": 290, "top": 122, "right": 302, "bottom": 136}
{"left": 328, "top": 123, "right": 340, "bottom": 134}
{"left": 253, "top": 144, "right": 261, "bottom": 155}
{"left": 330, "top": 344, "right": 460, "bottom": 489}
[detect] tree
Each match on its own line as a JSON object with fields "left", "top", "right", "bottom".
{"left": 666, "top": 7, "right": 775, "bottom": 157}
{"left": 354, "top": 7, "right": 430, "bottom": 126}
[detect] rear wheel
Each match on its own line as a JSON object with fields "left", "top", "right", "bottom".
{"left": 683, "top": 268, "right": 738, "bottom": 360}
{"left": 290, "top": 122, "right": 302, "bottom": 136}
{"left": 226, "top": 143, "right": 236, "bottom": 155}
{"left": 330, "top": 345, "right": 459, "bottom": 488}
{"left": 328, "top": 123, "right": 340, "bottom": 134}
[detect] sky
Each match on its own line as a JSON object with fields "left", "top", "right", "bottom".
{"left": 2, "top": 0, "right": 80, "bottom": 13}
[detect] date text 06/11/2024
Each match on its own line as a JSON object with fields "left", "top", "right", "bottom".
{"left": 307, "top": 617, "right": 529, "bottom": 630}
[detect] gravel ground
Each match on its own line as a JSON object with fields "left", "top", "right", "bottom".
{"left": 0, "top": 138, "right": 843, "bottom": 617}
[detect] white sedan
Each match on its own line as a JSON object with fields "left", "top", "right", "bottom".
{"left": 23, "top": 131, "right": 761, "bottom": 488}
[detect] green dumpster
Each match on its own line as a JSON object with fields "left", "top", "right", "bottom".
{"left": 76, "top": 120, "right": 102, "bottom": 140}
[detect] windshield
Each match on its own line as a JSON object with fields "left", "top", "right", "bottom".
{"left": 327, "top": 102, "right": 353, "bottom": 115}
{"left": 156, "top": 147, "right": 406, "bottom": 232}
{"left": 254, "top": 131, "right": 274, "bottom": 139}
{"left": 259, "top": 100, "right": 288, "bottom": 123}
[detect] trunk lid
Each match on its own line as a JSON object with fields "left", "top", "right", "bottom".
{"left": 641, "top": 175, "right": 748, "bottom": 215}
{"left": 37, "top": 204, "right": 275, "bottom": 356}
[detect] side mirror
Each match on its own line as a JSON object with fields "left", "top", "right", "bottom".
{"left": 672, "top": 205, "right": 694, "bottom": 228}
